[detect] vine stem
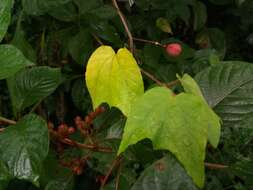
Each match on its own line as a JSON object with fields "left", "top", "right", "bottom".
{"left": 112, "top": 0, "right": 134, "bottom": 52}
{"left": 101, "top": 155, "right": 123, "bottom": 187}
{"left": 133, "top": 37, "right": 166, "bottom": 48}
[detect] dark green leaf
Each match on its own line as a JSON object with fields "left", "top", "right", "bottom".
{"left": 68, "top": 29, "right": 93, "bottom": 64}
{"left": 0, "top": 45, "right": 34, "bottom": 80}
{"left": 232, "top": 159, "right": 253, "bottom": 187}
{"left": 131, "top": 154, "right": 199, "bottom": 190}
{"left": 0, "top": 114, "right": 49, "bottom": 186}
{"left": 7, "top": 66, "right": 62, "bottom": 113}
{"left": 193, "top": 1, "right": 207, "bottom": 31}
{"left": 0, "top": 0, "right": 13, "bottom": 42}
{"left": 195, "top": 62, "right": 253, "bottom": 126}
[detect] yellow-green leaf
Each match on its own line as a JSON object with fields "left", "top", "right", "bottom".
{"left": 178, "top": 74, "right": 221, "bottom": 148}
{"left": 118, "top": 87, "right": 209, "bottom": 188}
{"left": 86, "top": 46, "right": 144, "bottom": 116}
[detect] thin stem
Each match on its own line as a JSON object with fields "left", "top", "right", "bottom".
{"left": 115, "top": 162, "right": 122, "bottom": 190}
{"left": 204, "top": 162, "right": 229, "bottom": 169}
{"left": 101, "top": 155, "right": 123, "bottom": 187}
{"left": 92, "top": 33, "right": 104, "bottom": 45}
{"left": 133, "top": 37, "right": 166, "bottom": 48}
{"left": 59, "top": 136, "right": 113, "bottom": 153}
{"left": 112, "top": 0, "right": 134, "bottom": 52}
{"left": 141, "top": 69, "right": 179, "bottom": 89}
{"left": 0, "top": 116, "right": 17, "bottom": 125}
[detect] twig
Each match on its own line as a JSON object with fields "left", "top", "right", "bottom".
{"left": 115, "top": 162, "right": 122, "bottom": 190}
{"left": 112, "top": 0, "right": 134, "bottom": 52}
{"left": 133, "top": 37, "right": 166, "bottom": 48}
{"left": 141, "top": 69, "right": 179, "bottom": 89}
{"left": 92, "top": 33, "right": 104, "bottom": 45}
{"left": 204, "top": 162, "right": 229, "bottom": 169}
{"left": 101, "top": 155, "right": 123, "bottom": 187}
{"left": 0, "top": 116, "right": 17, "bottom": 125}
{"left": 62, "top": 138, "right": 113, "bottom": 153}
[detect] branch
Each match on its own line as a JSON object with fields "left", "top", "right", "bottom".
{"left": 204, "top": 162, "right": 229, "bottom": 170}
{"left": 141, "top": 69, "right": 179, "bottom": 89}
{"left": 101, "top": 155, "right": 123, "bottom": 187}
{"left": 0, "top": 116, "right": 17, "bottom": 125}
{"left": 112, "top": 0, "right": 134, "bottom": 52}
{"left": 62, "top": 138, "right": 113, "bottom": 153}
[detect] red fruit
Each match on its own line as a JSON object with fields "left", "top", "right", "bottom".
{"left": 165, "top": 43, "right": 182, "bottom": 57}
{"left": 68, "top": 127, "right": 75, "bottom": 134}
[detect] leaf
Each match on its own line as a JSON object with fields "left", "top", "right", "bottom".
{"left": 22, "top": 0, "right": 71, "bottom": 16}
{"left": 71, "top": 79, "right": 91, "bottom": 111}
{"left": 0, "top": 0, "right": 13, "bottom": 42}
{"left": 48, "top": 2, "right": 77, "bottom": 22}
{"left": 195, "top": 62, "right": 253, "bottom": 130}
{"left": 73, "top": 0, "right": 101, "bottom": 15}
{"left": 86, "top": 46, "right": 144, "bottom": 116}
{"left": 178, "top": 74, "right": 221, "bottom": 147}
{"left": 131, "top": 154, "right": 199, "bottom": 190}
{"left": 11, "top": 12, "right": 37, "bottom": 62}
{"left": 118, "top": 87, "right": 214, "bottom": 188}
{"left": 0, "top": 160, "right": 10, "bottom": 189}
{"left": 90, "top": 22, "right": 122, "bottom": 46}
{"left": 68, "top": 29, "right": 93, "bottom": 64}
{"left": 0, "top": 114, "right": 49, "bottom": 186}
{"left": 7, "top": 66, "right": 62, "bottom": 113}
{"left": 232, "top": 159, "right": 253, "bottom": 187}
{"left": 0, "top": 45, "right": 34, "bottom": 80}
{"left": 88, "top": 5, "right": 117, "bottom": 20}
{"left": 156, "top": 17, "right": 173, "bottom": 34}
{"left": 193, "top": 1, "right": 207, "bottom": 31}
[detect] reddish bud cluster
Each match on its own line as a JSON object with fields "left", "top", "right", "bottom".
{"left": 57, "top": 124, "right": 76, "bottom": 137}
{"left": 74, "top": 106, "right": 106, "bottom": 131}
{"left": 60, "top": 158, "right": 87, "bottom": 175}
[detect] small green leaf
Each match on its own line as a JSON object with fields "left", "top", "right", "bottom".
{"left": 0, "top": 0, "right": 13, "bottom": 42}
{"left": 86, "top": 46, "right": 144, "bottom": 116}
{"left": 0, "top": 114, "right": 49, "bottom": 186}
{"left": 7, "top": 66, "right": 62, "bottom": 113}
{"left": 178, "top": 74, "right": 221, "bottom": 148}
{"left": 118, "top": 87, "right": 214, "bottom": 187}
{"left": 156, "top": 17, "right": 173, "bottom": 34}
{"left": 131, "top": 154, "right": 199, "bottom": 190}
{"left": 0, "top": 45, "right": 34, "bottom": 80}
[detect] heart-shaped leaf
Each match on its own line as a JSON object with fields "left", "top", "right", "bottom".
{"left": 86, "top": 46, "right": 144, "bottom": 116}
{"left": 118, "top": 87, "right": 217, "bottom": 188}
{"left": 0, "top": 114, "right": 49, "bottom": 186}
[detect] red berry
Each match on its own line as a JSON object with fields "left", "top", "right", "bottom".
{"left": 165, "top": 43, "right": 182, "bottom": 57}
{"left": 68, "top": 127, "right": 75, "bottom": 134}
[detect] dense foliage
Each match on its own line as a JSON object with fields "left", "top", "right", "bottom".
{"left": 0, "top": 0, "right": 253, "bottom": 189}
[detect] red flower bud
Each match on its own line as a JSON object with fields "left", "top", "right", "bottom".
{"left": 166, "top": 43, "right": 182, "bottom": 57}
